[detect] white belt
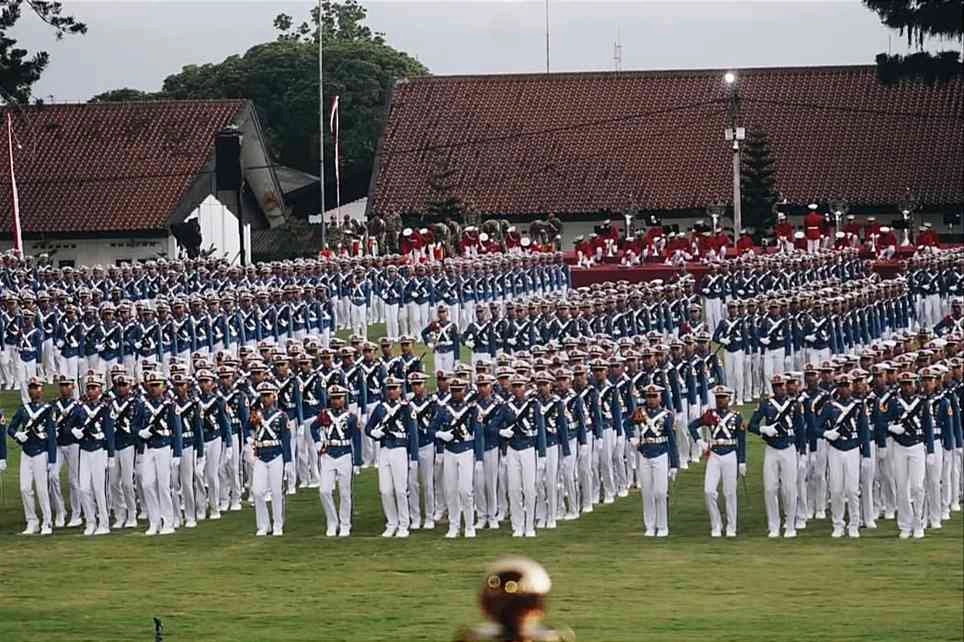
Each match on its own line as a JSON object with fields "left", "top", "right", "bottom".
{"left": 712, "top": 439, "right": 737, "bottom": 447}
{"left": 642, "top": 437, "right": 668, "bottom": 445}
{"left": 255, "top": 440, "right": 281, "bottom": 448}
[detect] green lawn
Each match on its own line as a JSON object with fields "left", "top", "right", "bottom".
{"left": 0, "top": 325, "right": 961, "bottom": 642}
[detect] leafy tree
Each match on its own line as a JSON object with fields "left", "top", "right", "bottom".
{"left": 423, "top": 151, "right": 464, "bottom": 224}
{"left": 0, "top": 1, "right": 86, "bottom": 104}
{"left": 94, "top": 2, "right": 426, "bottom": 210}
{"left": 740, "top": 129, "right": 779, "bottom": 232}
{"left": 863, "top": 1, "right": 962, "bottom": 84}
{"left": 89, "top": 87, "right": 156, "bottom": 103}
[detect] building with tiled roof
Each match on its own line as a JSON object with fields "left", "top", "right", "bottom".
{"left": 367, "top": 65, "right": 963, "bottom": 242}
{"left": 0, "top": 99, "right": 288, "bottom": 265}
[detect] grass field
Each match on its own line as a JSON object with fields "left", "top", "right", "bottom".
{"left": 0, "top": 325, "right": 961, "bottom": 642}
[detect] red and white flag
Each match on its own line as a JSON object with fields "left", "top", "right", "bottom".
{"left": 329, "top": 95, "right": 341, "bottom": 211}
{"left": 6, "top": 112, "right": 23, "bottom": 255}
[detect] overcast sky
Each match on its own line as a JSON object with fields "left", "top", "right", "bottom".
{"left": 10, "top": 0, "right": 933, "bottom": 102}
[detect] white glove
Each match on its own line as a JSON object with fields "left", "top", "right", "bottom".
{"left": 315, "top": 441, "right": 323, "bottom": 454}
{"left": 370, "top": 428, "right": 385, "bottom": 439}
{"left": 435, "top": 430, "right": 454, "bottom": 443}
{"left": 629, "top": 437, "right": 640, "bottom": 447}
{"left": 805, "top": 334, "right": 816, "bottom": 342}
{"left": 172, "top": 457, "right": 181, "bottom": 468}
{"left": 138, "top": 428, "right": 153, "bottom": 440}
{"left": 578, "top": 443, "right": 590, "bottom": 457}
{"left": 498, "top": 428, "right": 514, "bottom": 439}
{"left": 537, "top": 458, "right": 546, "bottom": 474}
{"left": 888, "top": 423, "right": 905, "bottom": 436}
{"left": 926, "top": 453, "right": 937, "bottom": 466}
{"left": 760, "top": 424, "right": 778, "bottom": 438}
{"left": 196, "top": 457, "right": 206, "bottom": 474}
{"left": 876, "top": 446, "right": 887, "bottom": 461}
{"left": 71, "top": 427, "right": 85, "bottom": 441}
{"left": 475, "top": 460, "right": 484, "bottom": 474}
{"left": 353, "top": 466, "right": 361, "bottom": 476}
{"left": 105, "top": 456, "right": 113, "bottom": 471}
{"left": 244, "top": 446, "right": 256, "bottom": 465}
{"left": 47, "top": 463, "right": 58, "bottom": 478}
{"left": 759, "top": 337, "right": 771, "bottom": 346}
{"left": 738, "top": 463, "right": 747, "bottom": 477}
{"left": 669, "top": 468, "right": 678, "bottom": 482}
{"left": 719, "top": 337, "right": 730, "bottom": 346}
{"left": 0, "top": 459, "right": 6, "bottom": 472}
{"left": 13, "top": 431, "right": 28, "bottom": 443}
{"left": 696, "top": 439, "right": 707, "bottom": 453}
{"left": 223, "top": 446, "right": 233, "bottom": 463}
{"left": 408, "top": 460, "right": 418, "bottom": 472}
{"left": 824, "top": 429, "right": 840, "bottom": 442}
{"left": 426, "top": 343, "right": 434, "bottom": 351}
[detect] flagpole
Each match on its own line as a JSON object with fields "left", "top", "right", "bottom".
{"left": 319, "top": 0, "right": 326, "bottom": 249}
{"left": 6, "top": 113, "right": 23, "bottom": 256}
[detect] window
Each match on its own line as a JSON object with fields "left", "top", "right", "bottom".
{"left": 58, "top": 259, "right": 75, "bottom": 268}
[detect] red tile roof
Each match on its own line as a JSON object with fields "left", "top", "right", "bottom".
{"left": 368, "top": 66, "right": 964, "bottom": 218}
{"left": 0, "top": 100, "right": 246, "bottom": 235}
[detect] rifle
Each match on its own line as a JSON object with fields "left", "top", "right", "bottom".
{"left": 768, "top": 398, "right": 796, "bottom": 437}
{"left": 831, "top": 401, "right": 862, "bottom": 439}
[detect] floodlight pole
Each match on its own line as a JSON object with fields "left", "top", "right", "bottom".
{"left": 725, "top": 72, "right": 742, "bottom": 243}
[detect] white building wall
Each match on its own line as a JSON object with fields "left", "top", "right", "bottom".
{"left": 1, "top": 236, "right": 174, "bottom": 267}
{"left": 193, "top": 194, "right": 250, "bottom": 264}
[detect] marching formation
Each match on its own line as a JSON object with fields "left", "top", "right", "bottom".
{"left": 1, "top": 248, "right": 962, "bottom": 541}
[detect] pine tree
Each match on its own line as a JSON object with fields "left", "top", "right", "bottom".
{"left": 740, "top": 129, "right": 779, "bottom": 232}
{"left": 424, "top": 152, "right": 464, "bottom": 223}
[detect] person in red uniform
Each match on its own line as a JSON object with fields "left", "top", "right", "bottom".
{"left": 461, "top": 227, "right": 480, "bottom": 257}
{"left": 863, "top": 217, "right": 881, "bottom": 245}
{"left": 774, "top": 213, "right": 794, "bottom": 253}
{"left": 842, "top": 215, "right": 862, "bottom": 248}
{"left": 917, "top": 223, "right": 940, "bottom": 250}
{"left": 736, "top": 229, "right": 754, "bottom": 255}
{"left": 505, "top": 226, "right": 522, "bottom": 254}
{"left": 711, "top": 229, "right": 730, "bottom": 259}
{"left": 877, "top": 225, "right": 899, "bottom": 259}
{"left": 804, "top": 203, "right": 824, "bottom": 254}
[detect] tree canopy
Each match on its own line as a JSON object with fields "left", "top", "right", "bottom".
{"left": 91, "top": 1, "right": 427, "bottom": 210}
{"left": 863, "top": 0, "right": 963, "bottom": 84}
{"left": 0, "top": 1, "right": 86, "bottom": 104}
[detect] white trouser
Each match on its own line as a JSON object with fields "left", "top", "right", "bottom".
{"left": 0, "top": 344, "right": 17, "bottom": 388}
{"left": 763, "top": 445, "right": 798, "bottom": 533}
{"left": 362, "top": 403, "right": 377, "bottom": 466}
{"left": 497, "top": 449, "right": 509, "bottom": 520}
{"left": 763, "top": 348, "right": 784, "bottom": 385}
{"left": 435, "top": 351, "right": 455, "bottom": 375}
{"left": 891, "top": 442, "right": 925, "bottom": 533}
{"left": 828, "top": 446, "right": 860, "bottom": 530}
{"left": 403, "top": 303, "right": 418, "bottom": 338}
{"left": 41, "top": 338, "right": 56, "bottom": 380}
{"left": 110, "top": 446, "right": 137, "bottom": 524}
{"left": 705, "top": 450, "right": 737, "bottom": 534}
{"left": 408, "top": 443, "right": 436, "bottom": 526}
{"left": 319, "top": 453, "right": 353, "bottom": 532}
{"left": 444, "top": 448, "right": 476, "bottom": 533}
{"left": 198, "top": 437, "right": 222, "bottom": 517}
{"left": 177, "top": 449, "right": 198, "bottom": 523}
{"left": 54, "top": 443, "right": 81, "bottom": 520}
{"left": 878, "top": 438, "right": 898, "bottom": 515}
{"left": 924, "top": 445, "right": 943, "bottom": 526}
{"left": 638, "top": 452, "right": 669, "bottom": 533}
{"left": 616, "top": 432, "right": 631, "bottom": 491}
{"left": 461, "top": 301, "right": 475, "bottom": 330}
{"left": 219, "top": 432, "right": 242, "bottom": 508}
{"left": 598, "top": 428, "right": 616, "bottom": 501}
{"left": 385, "top": 302, "right": 400, "bottom": 340}
{"left": 724, "top": 350, "right": 745, "bottom": 404}
{"left": 78, "top": 448, "right": 109, "bottom": 529}
{"left": 860, "top": 443, "right": 877, "bottom": 523}
{"left": 578, "top": 437, "right": 594, "bottom": 511}
{"left": 924, "top": 294, "right": 941, "bottom": 327}
{"left": 536, "top": 443, "right": 560, "bottom": 524}
{"left": 47, "top": 447, "right": 65, "bottom": 522}
{"left": 141, "top": 445, "right": 174, "bottom": 530}
{"left": 810, "top": 347, "right": 831, "bottom": 367}
{"left": 20, "top": 451, "right": 52, "bottom": 529}
{"left": 474, "top": 448, "right": 499, "bottom": 523}
{"left": 750, "top": 352, "right": 763, "bottom": 399}
{"left": 704, "top": 298, "right": 722, "bottom": 334}
{"left": 377, "top": 446, "right": 410, "bottom": 530}
{"left": 18, "top": 358, "right": 37, "bottom": 405}
{"left": 418, "top": 302, "right": 430, "bottom": 332}
{"left": 559, "top": 438, "right": 578, "bottom": 515}
{"left": 808, "top": 440, "right": 829, "bottom": 516}
{"left": 942, "top": 448, "right": 959, "bottom": 511}
{"left": 807, "top": 239, "right": 820, "bottom": 253}
{"left": 350, "top": 304, "right": 367, "bottom": 338}
{"left": 505, "top": 446, "right": 537, "bottom": 534}
{"left": 252, "top": 455, "right": 285, "bottom": 533}
{"left": 298, "top": 419, "right": 319, "bottom": 486}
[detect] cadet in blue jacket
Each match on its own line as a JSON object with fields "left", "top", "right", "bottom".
{"left": 406, "top": 371, "right": 439, "bottom": 530}
{"left": 626, "top": 383, "right": 678, "bottom": 537}
{"left": 69, "top": 373, "right": 115, "bottom": 536}
{"left": 689, "top": 386, "right": 746, "bottom": 537}
{"left": 818, "top": 373, "right": 871, "bottom": 539}
{"left": 432, "top": 376, "right": 484, "bottom": 538}
{"left": 498, "top": 375, "right": 547, "bottom": 538}
{"left": 366, "top": 375, "right": 418, "bottom": 538}
{"left": 749, "top": 374, "right": 807, "bottom": 538}
{"left": 246, "top": 380, "right": 293, "bottom": 537}
{"left": 533, "top": 371, "right": 569, "bottom": 530}
{"left": 196, "top": 369, "right": 231, "bottom": 521}
{"left": 556, "top": 368, "right": 587, "bottom": 522}
{"left": 108, "top": 372, "right": 143, "bottom": 530}
{"left": 138, "top": 371, "right": 182, "bottom": 536}
{"left": 311, "top": 385, "right": 361, "bottom": 537}
{"left": 7, "top": 376, "right": 57, "bottom": 535}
